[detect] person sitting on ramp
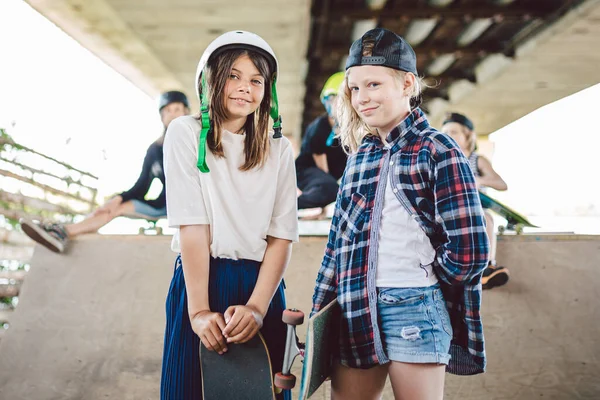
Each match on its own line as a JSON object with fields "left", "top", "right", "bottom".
{"left": 20, "top": 90, "right": 190, "bottom": 253}
{"left": 295, "top": 72, "right": 348, "bottom": 214}
{"left": 442, "top": 112, "right": 510, "bottom": 289}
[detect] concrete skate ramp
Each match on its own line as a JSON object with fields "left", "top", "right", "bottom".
{"left": 0, "top": 234, "right": 599, "bottom": 399}
{"left": 288, "top": 235, "right": 600, "bottom": 400}
{"left": 0, "top": 235, "right": 175, "bottom": 400}
{"left": 444, "top": 235, "right": 600, "bottom": 400}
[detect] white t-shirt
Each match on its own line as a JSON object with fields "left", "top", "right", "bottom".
{"left": 164, "top": 115, "right": 299, "bottom": 262}
{"left": 376, "top": 176, "right": 438, "bottom": 288}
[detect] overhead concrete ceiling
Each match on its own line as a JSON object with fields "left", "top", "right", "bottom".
{"left": 427, "top": 0, "right": 600, "bottom": 133}
{"left": 304, "top": 0, "right": 600, "bottom": 135}
{"left": 23, "top": 0, "right": 600, "bottom": 139}
{"left": 24, "top": 0, "right": 311, "bottom": 138}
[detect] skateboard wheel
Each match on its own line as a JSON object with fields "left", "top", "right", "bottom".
{"left": 282, "top": 309, "right": 304, "bottom": 325}
{"left": 274, "top": 372, "right": 296, "bottom": 390}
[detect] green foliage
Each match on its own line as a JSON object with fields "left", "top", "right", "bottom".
{"left": 0, "top": 128, "right": 23, "bottom": 152}
{"left": 1, "top": 127, "right": 82, "bottom": 224}
{"left": 0, "top": 297, "right": 17, "bottom": 311}
{"left": 0, "top": 260, "right": 30, "bottom": 271}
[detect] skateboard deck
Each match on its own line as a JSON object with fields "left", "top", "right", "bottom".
{"left": 299, "top": 300, "right": 341, "bottom": 399}
{"left": 200, "top": 332, "right": 275, "bottom": 400}
{"left": 479, "top": 192, "right": 537, "bottom": 233}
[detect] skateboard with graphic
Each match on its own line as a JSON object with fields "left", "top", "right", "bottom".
{"left": 275, "top": 300, "right": 341, "bottom": 399}
{"left": 200, "top": 332, "right": 276, "bottom": 400}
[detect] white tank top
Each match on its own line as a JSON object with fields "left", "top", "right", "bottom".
{"left": 376, "top": 177, "right": 438, "bottom": 288}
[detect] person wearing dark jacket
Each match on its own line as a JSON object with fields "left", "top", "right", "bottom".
{"left": 296, "top": 72, "right": 348, "bottom": 211}
{"left": 20, "top": 90, "right": 190, "bottom": 253}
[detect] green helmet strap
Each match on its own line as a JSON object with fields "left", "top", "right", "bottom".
{"left": 197, "top": 73, "right": 211, "bottom": 173}
{"left": 196, "top": 72, "right": 283, "bottom": 173}
{"left": 270, "top": 77, "right": 282, "bottom": 138}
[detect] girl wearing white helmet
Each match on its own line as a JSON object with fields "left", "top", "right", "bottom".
{"left": 160, "top": 31, "right": 298, "bottom": 399}
{"left": 311, "top": 29, "right": 489, "bottom": 399}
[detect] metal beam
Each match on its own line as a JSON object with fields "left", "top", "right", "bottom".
{"left": 429, "top": 68, "right": 477, "bottom": 82}
{"left": 311, "top": 42, "right": 507, "bottom": 60}
{"left": 324, "top": 5, "right": 552, "bottom": 22}
{"left": 305, "top": 67, "right": 475, "bottom": 92}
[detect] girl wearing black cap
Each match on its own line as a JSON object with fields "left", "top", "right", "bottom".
{"left": 20, "top": 90, "right": 190, "bottom": 254}
{"left": 311, "top": 28, "right": 489, "bottom": 399}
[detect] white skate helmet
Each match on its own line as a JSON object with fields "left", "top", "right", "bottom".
{"left": 194, "top": 31, "right": 282, "bottom": 173}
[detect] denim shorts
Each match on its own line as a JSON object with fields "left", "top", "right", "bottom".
{"left": 377, "top": 283, "right": 452, "bottom": 365}
{"left": 131, "top": 199, "right": 166, "bottom": 218}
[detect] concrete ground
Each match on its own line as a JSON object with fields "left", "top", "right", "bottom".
{"left": 0, "top": 234, "right": 598, "bottom": 399}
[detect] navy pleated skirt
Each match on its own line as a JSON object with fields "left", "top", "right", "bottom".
{"left": 160, "top": 255, "right": 290, "bottom": 400}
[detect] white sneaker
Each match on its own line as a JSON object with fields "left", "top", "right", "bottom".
{"left": 20, "top": 218, "right": 69, "bottom": 253}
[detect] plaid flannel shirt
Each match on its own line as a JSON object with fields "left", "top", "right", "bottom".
{"left": 311, "top": 108, "right": 489, "bottom": 375}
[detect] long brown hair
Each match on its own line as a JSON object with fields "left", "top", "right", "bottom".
{"left": 197, "top": 49, "right": 274, "bottom": 170}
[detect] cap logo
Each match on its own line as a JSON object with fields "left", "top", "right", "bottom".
{"left": 360, "top": 56, "right": 386, "bottom": 65}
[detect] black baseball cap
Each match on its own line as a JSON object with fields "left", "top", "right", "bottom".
{"left": 443, "top": 113, "right": 474, "bottom": 131}
{"left": 345, "top": 28, "right": 417, "bottom": 75}
{"left": 158, "top": 91, "right": 189, "bottom": 111}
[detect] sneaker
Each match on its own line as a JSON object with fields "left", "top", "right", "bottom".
{"left": 482, "top": 263, "right": 509, "bottom": 290}
{"left": 20, "top": 218, "right": 69, "bottom": 253}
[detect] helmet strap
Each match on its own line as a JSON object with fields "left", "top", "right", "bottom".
{"left": 197, "top": 72, "right": 283, "bottom": 173}
{"left": 270, "top": 76, "right": 282, "bottom": 139}
{"left": 197, "top": 73, "right": 211, "bottom": 173}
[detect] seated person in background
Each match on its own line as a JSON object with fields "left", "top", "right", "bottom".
{"left": 295, "top": 72, "right": 348, "bottom": 215}
{"left": 442, "top": 112, "right": 509, "bottom": 289}
{"left": 20, "top": 90, "right": 190, "bottom": 254}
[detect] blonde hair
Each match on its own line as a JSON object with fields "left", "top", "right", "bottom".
{"left": 465, "top": 128, "right": 477, "bottom": 154}
{"left": 337, "top": 69, "right": 427, "bottom": 153}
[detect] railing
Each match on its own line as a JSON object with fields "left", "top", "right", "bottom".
{"left": 0, "top": 127, "right": 99, "bottom": 336}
